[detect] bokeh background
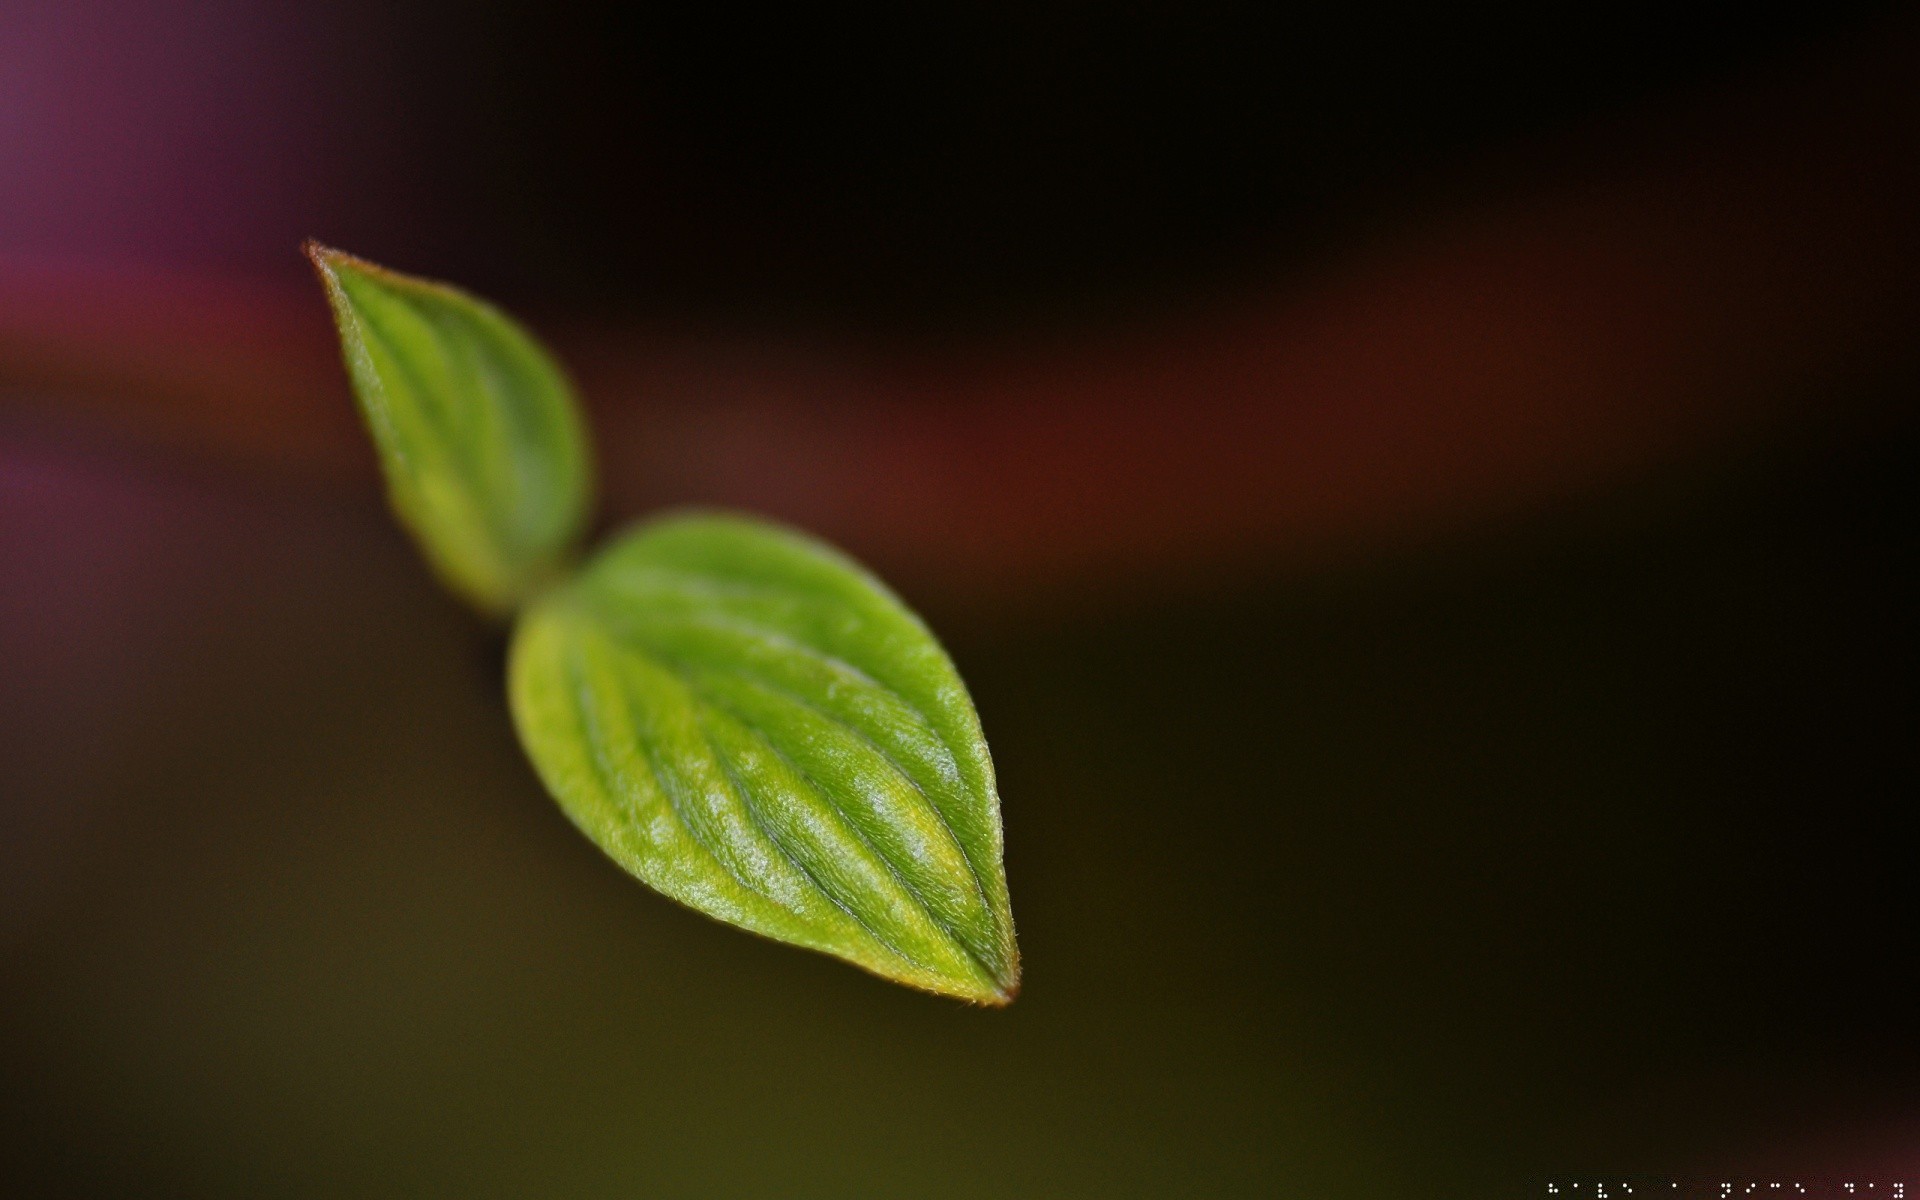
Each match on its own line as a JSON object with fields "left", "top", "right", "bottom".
{"left": 4, "top": 3, "right": 1919, "bottom": 1195}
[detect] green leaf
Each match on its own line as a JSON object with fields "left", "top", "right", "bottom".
{"left": 508, "top": 512, "right": 1020, "bottom": 1004}
{"left": 306, "top": 243, "right": 594, "bottom": 616}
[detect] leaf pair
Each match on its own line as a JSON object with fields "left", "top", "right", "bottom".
{"left": 308, "top": 244, "right": 1018, "bottom": 1004}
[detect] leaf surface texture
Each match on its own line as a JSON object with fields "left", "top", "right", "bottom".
{"left": 510, "top": 514, "right": 1019, "bottom": 1003}
{"left": 309, "top": 244, "right": 593, "bottom": 614}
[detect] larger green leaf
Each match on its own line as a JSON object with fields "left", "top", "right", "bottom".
{"left": 508, "top": 512, "right": 1019, "bottom": 1003}
{"left": 307, "top": 243, "right": 593, "bottom": 615}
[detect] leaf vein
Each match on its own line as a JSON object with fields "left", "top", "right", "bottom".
{"left": 564, "top": 641, "right": 770, "bottom": 918}
{"left": 667, "top": 667, "right": 999, "bottom": 986}
{"left": 614, "top": 611, "right": 999, "bottom": 940}
{"left": 690, "top": 703, "right": 930, "bottom": 974}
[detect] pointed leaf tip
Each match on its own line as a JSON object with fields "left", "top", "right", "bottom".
{"left": 508, "top": 512, "right": 1020, "bottom": 1003}
{"left": 308, "top": 243, "right": 594, "bottom": 616}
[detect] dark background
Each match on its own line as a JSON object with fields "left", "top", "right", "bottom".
{"left": 3, "top": 2, "right": 1918, "bottom": 1194}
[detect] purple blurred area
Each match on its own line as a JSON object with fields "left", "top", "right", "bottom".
{"left": 3, "top": 3, "right": 1919, "bottom": 1195}
{"left": 3, "top": 3, "right": 387, "bottom": 271}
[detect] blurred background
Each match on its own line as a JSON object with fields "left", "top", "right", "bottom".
{"left": 3, "top": 2, "right": 1918, "bottom": 1195}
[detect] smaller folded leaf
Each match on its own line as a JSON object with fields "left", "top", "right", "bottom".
{"left": 508, "top": 512, "right": 1019, "bottom": 1003}
{"left": 307, "top": 243, "right": 593, "bottom": 615}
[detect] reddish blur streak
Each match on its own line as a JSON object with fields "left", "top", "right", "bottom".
{"left": 4, "top": 25, "right": 1917, "bottom": 600}
{"left": 0, "top": 257, "right": 357, "bottom": 472}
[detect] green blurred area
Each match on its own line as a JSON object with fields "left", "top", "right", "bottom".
{"left": 3, "top": 403, "right": 1912, "bottom": 1197}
